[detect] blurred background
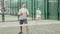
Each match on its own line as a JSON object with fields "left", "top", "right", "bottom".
{"left": 0, "top": 0, "right": 60, "bottom": 34}
{"left": 0, "top": 0, "right": 60, "bottom": 22}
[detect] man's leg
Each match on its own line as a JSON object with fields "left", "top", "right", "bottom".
{"left": 20, "top": 26, "right": 22, "bottom": 32}
{"left": 18, "top": 26, "right": 23, "bottom": 34}
{"left": 18, "top": 20, "right": 23, "bottom": 34}
{"left": 20, "top": 20, "right": 23, "bottom": 32}
{"left": 26, "top": 25, "right": 28, "bottom": 33}
{"left": 38, "top": 17, "right": 41, "bottom": 21}
{"left": 24, "top": 19, "right": 28, "bottom": 34}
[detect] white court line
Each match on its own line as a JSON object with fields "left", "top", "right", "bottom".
{"left": 0, "top": 22, "right": 60, "bottom": 28}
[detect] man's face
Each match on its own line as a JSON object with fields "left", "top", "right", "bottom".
{"left": 38, "top": 8, "right": 39, "bottom": 10}
{"left": 22, "top": 4, "right": 26, "bottom": 8}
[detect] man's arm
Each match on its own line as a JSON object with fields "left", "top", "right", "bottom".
{"left": 18, "top": 10, "right": 21, "bottom": 16}
{"left": 26, "top": 11, "right": 29, "bottom": 16}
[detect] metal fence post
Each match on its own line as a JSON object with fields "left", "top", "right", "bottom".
{"left": 1, "top": 0, "right": 5, "bottom": 22}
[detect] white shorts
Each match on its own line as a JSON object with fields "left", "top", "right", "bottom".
{"left": 36, "top": 15, "right": 41, "bottom": 17}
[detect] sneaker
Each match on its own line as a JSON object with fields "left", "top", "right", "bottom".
{"left": 18, "top": 32, "right": 22, "bottom": 34}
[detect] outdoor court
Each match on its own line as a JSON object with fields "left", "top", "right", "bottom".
{"left": 0, "top": 0, "right": 60, "bottom": 34}
{"left": 0, "top": 20, "right": 60, "bottom": 34}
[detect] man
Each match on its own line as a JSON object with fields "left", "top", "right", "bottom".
{"left": 36, "top": 8, "right": 41, "bottom": 20}
{"left": 18, "top": 2, "right": 29, "bottom": 34}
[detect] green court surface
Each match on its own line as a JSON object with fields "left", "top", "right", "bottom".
{"left": 0, "top": 21, "right": 60, "bottom": 34}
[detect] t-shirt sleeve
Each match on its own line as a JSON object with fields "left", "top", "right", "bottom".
{"left": 26, "top": 9, "right": 28, "bottom": 12}
{"left": 18, "top": 9, "right": 22, "bottom": 15}
{"left": 19, "top": 9, "right": 22, "bottom": 14}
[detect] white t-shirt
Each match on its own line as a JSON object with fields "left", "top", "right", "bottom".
{"left": 19, "top": 8, "right": 28, "bottom": 20}
{"left": 36, "top": 10, "right": 41, "bottom": 17}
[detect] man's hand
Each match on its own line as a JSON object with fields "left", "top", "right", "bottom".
{"left": 26, "top": 11, "right": 29, "bottom": 17}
